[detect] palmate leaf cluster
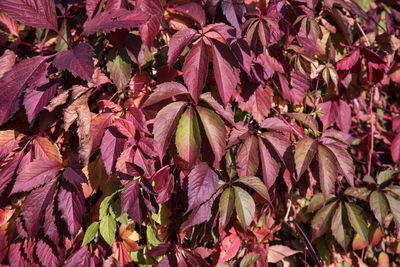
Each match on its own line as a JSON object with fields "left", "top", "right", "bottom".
{"left": 0, "top": 0, "right": 399, "bottom": 266}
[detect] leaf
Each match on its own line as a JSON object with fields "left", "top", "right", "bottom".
{"left": 219, "top": 187, "right": 235, "bottom": 228}
{"left": 377, "top": 170, "right": 398, "bottom": 185}
{"left": 83, "top": 9, "right": 149, "bottom": 35}
{"left": 82, "top": 222, "right": 99, "bottom": 246}
{"left": 36, "top": 239, "right": 62, "bottom": 267}
{"left": 115, "top": 118, "right": 136, "bottom": 138}
{"left": 121, "top": 179, "right": 146, "bottom": 224}
{"left": 142, "top": 82, "right": 188, "bottom": 108}
{"left": 236, "top": 135, "right": 259, "bottom": 177}
{"left": 0, "top": 151, "right": 24, "bottom": 196}
{"left": 307, "top": 193, "right": 336, "bottom": 213}
{"left": 331, "top": 203, "right": 351, "bottom": 250}
{"left": 210, "top": 38, "right": 240, "bottom": 107}
{"left": 237, "top": 85, "right": 273, "bottom": 124}
{"left": 295, "top": 136, "right": 317, "bottom": 179}
{"left": 199, "top": 92, "right": 235, "bottom": 125}
{"left": 100, "top": 215, "right": 116, "bottom": 246}
{"left": 325, "top": 144, "right": 355, "bottom": 187}
{"left": 217, "top": 229, "right": 241, "bottom": 263}
{"left": 63, "top": 85, "right": 93, "bottom": 167}
{"left": 386, "top": 194, "right": 400, "bottom": 231}
{"left": 258, "top": 137, "right": 281, "bottom": 189}
{"left": 7, "top": 242, "right": 30, "bottom": 267}
{"left": 187, "top": 162, "right": 219, "bottom": 212}
{"left": 175, "top": 106, "right": 201, "bottom": 169}
{"left": 378, "top": 252, "right": 389, "bottom": 267}
{"left": 0, "top": 55, "right": 49, "bottom": 126}
{"left": 240, "top": 253, "right": 262, "bottom": 267}
{"left": 0, "top": 50, "right": 16, "bottom": 79}
{"left": 136, "top": 0, "right": 163, "bottom": 48}
{"left": 345, "top": 202, "right": 369, "bottom": 243}
{"left": 167, "top": 28, "right": 197, "bottom": 67}
{"left": 106, "top": 50, "right": 131, "bottom": 88}
{"left": 52, "top": 43, "right": 95, "bottom": 81}
{"left": 220, "top": 0, "right": 245, "bottom": 29}
{"left": 267, "top": 245, "right": 301, "bottom": 263}
{"left": 196, "top": 106, "right": 227, "bottom": 168}
{"left": 58, "top": 181, "right": 86, "bottom": 236}
{"left": 318, "top": 144, "right": 338, "bottom": 198}
{"left": 0, "top": 0, "right": 57, "bottom": 30}
{"left": 0, "top": 11, "right": 19, "bottom": 36}
{"left": 311, "top": 201, "right": 337, "bottom": 240}
{"left": 287, "top": 112, "right": 319, "bottom": 135}
{"left": 233, "top": 186, "right": 255, "bottom": 231}
{"left": 33, "top": 136, "right": 62, "bottom": 163}
{"left": 21, "top": 179, "right": 57, "bottom": 236}
{"left": 391, "top": 133, "right": 400, "bottom": 164}
{"left": 369, "top": 191, "right": 388, "bottom": 226}
{"left": 11, "top": 158, "right": 62, "bottom": 194}
{"left": 235, "top": 176, "right": 270, "bottom": 202}
{"left": 182, "top": 38, "right": 209, "bottom": 104}
{"left": 101, "top": 126, "right": 127, "bottom": 176}
{"left": 182, "top": 191, "right": 219, "bottom": 230}
{"left": 65, "top": 246, "right": 91, "bottom": 267}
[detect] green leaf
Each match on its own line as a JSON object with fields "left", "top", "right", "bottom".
{"left": 369, "top": 191, "right": 388, "bottom": 226}
{"left": 377, "top": 170, "right": 398, "bottom": 185}
{"left": 116, "top": 212, "right": 129, "bottom": 225}
{"left": 385, "top": 185, "right": 400, "bottom": 198}
{"left": 318, "top": 144, "right": 338, "bottom": 198}
{"left": 385, "top": 194, "right": 400, "bottom": 231}
{"left": 82, "top": 222, "right": 99, "bottom": 246}
{"left": 233, "top": 186, "right": 255, "bottom": 231}
{"left": 307, "top": 193, "right": 336, "bottom": 213}
{"left": 146, "top": 225, "right": 161, "bottom": 246}
{"left": 219, "top": 187, "right": 235, "bottom": 228}
{"left": 295, "top": 136, "right": 317, "bottom": 179}
{"left": 331, "top": 203, "right": 351, "bottom": 250}
{"left": 344, "top": 187, "right": 371, "bottom": 201}
{"left": 311, "top": 201, "right": 337, "bottom": 240}
{"left": 175, "top": 106, "right": 201, "bottom": 169}
{"left": 235, "top": 176, "right": 270, "bottom": 202}
{"left": 106, "top": 49, "right": 131, "bottom": 88}
{"left": 100, "top": 215, "right": 116, "bottom": 246}
{"left": 240, "top": 253, "right": 262, "bottom": 267}
{"left": 99, "top": 196, "right": 112, "bottom": 219}
{"left": 345, "top": 202, "right": 369, "bottom": 243}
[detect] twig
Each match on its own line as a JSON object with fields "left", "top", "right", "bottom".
{"left": 356, "top": 22, "right": 370, "bottom": 46}
{"left": 368, "top": 87, "right": 374, "bottom": 176}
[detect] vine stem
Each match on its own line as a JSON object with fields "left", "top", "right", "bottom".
{"left": 367, "top": 87, "right": 375, "bottom": 176}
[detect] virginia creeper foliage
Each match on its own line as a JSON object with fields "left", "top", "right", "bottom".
{"left": 0, "top": 0, "right": 399, "bottom": 266}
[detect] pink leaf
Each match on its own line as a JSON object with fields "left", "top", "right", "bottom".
{"left": 58, "top": 181, "right": 86, "bottom": 236}
{"left": 52, "top": 43, "right": 95, "bottom": 81}
{"left": 175, "top": 3, "right": 206, "bottom": 26}
{"left": 267, "top": 245, "right": 301, "bottom": 263}
{"left": 167, "top": 28, "right": 197, "bottom": 67}
{"left": 100, "top": 126, "right": 127, "bottom": 176}
{"left": 391, "top": 133, "right": 400, "bottom": 164}
{"left": 141, "top": 82, "right": 188, "bottom": 108}
{"left": 137, "top": 0, "right": 163, "bottom": 48}
{"left": 0, "top": 50, "right": 16, "bottom": 79}
{"left": 0, "top": 151, "right": 24, "bottom": 196}
{"left": 236, "top": 135, "right": 259, "bottom": 177}
{"left": 65, "top": 246, "right": 91, "bottom": 267}
{"left": 36, "top": 239, "right": 63, "bottom": 267}
{"left": 0, "top": 0, "right": 58, "bottom": 30}
{"left": 11, "top": 159, "right": 62, "bottom": 194}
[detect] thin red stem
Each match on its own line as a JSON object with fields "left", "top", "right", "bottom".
{"left": 367, "top": 88, "right": 374, "bottom": 176}
{"left": 55, "top": 29, "right": 72, "bottom": 50}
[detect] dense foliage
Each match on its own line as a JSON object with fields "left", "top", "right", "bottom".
{"left": 0, "top": 0, "right": 399, "bottom": 266}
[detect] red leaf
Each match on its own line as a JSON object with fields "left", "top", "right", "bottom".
{"left": 83, "top": 9, "right": 149, "bottom": 35}
{"left": 58, "top": 181, "right": 86, "bottom": 236}
{"left": 175, "top": 3, "right": 206, "bottom": 26}
{"left": 36, "top": 239, "right": 63, "bottom": 267}
{"left": 126, "top": 106, "right": 149, "bottom": 134}
{"left": 210, "top": 38, "right": 240, "bottom": 107}
{"left": 196, "top": 106, "right": 227, "bottom": 168}
{"left": 32, "top": 136, "right": 62, "bottom": 163}
{"left": 187, "top": 163, "right": 219, "bottom": 212}
{"left": 134, "top": 148, "right": 154, "bottom": 177}
{"left": 0, "top": 55, "right": 49, "bottom": 126}
{"left": 319, "top": 101, "right": 338, "bottom": 130}
{"left": 43, "top": 197, "right": 59, "bottom": 245}
{"left": 217, "top": 229, "right": 241, "bottom": 263}
{"left": 318, "top": 144, "right": 338, "bottom": 198}
{"left": 0, "top": 0, "right": 58, "bottom": 30}
{"left": 52, "top": 43, "right": 95, "bottom": 81}
{"left": 391, "top": 133, "right": 400, "bottom": 164}
{"left": 121, "top": 179, "right": 146, "bottom": 224}
{"left": 167, "top": 28, "right": 197, "bottom": 67}
{"left": 336, "top": 48, "right": 360, "bottom": 78}
{"left": 337, "top": 100, "right": 351, "bottom": 133}
{"left": 200, "top": 92, "right": 235, "bottom": 125}
{"left": 0, "top": 11, "right": 19, "bottom": 36}
{"left": 153, "top": 101, "right": 187, "bottom": 160}
{"left": 267, "top": 245, "right": 301, "bottom": 263}
{"left": 91, "top": 113, "right": 114, "bottom": 148}
{"left": 295, "top": 136, "right": 317, "bottom": 179}
{"left": 141, "top": 82, "right": 188, "bottom": 108}
{"left": 220, "top": 0, "right": 245, "bottom": 29}
{"left": 183, "top": 38, "right": 209, "bottom": 104}
{"left": 137, "top": 0, "right": 163, "bottom": 48}
{"left": 86, "top": 0, "right": 103, "bottom": 19}
{"left": 63, "top": 166, "right": 88, "bottom": 184}
{"left": 236, "top": 135, "right": 259, "bottom": 177}
{"left": 363, "top": 48, "right": 387, "bottom": 83}
{"left": 115, "top": 118, "right": 136, "bottom": 138}
{"left": 65, "top": 246, "right": 91, "bottom": 267}
{"left": 21, "top": 179, "right": 57, "bottom": 236}
{"left": 7, "top": 242, "right": 30, "bottom": 267}
{"left": 0, "top": 50, "right": 16, "bottom": 78}
{"left": 259, "top": 138, "right": 281, "bottom": 189}
{"left": 182, "top": 192, "right": 219, "bottom": 230}
{"left": 0, "top": 151, "right": 24, "bottom": 196}
{"left": 100, "top": 126, "right": 127, "bottom": 176}
{"left": 154, "top": 166, "right": 174, "bottom": 204}
{"left": 237, "top": 84, "right": 273, "bottom": 123}
{"left": 325, "top": 144, "right": 355, "bottom": 187}
{"left": 11, "top": 159, "right": 62, "bottom": 194}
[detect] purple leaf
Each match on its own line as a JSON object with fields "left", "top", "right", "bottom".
{"left": 0, "top": 0, "right": 57, "bottom": 30}
{"left": 137, "top": 0, "right": 163, "bottom": 48}
{"left": 44, "top": 198, "right": 60, "bottom": 245}
{"left": 65, "top": 246, "right": 91, "bottom": 267}
{"left": 58, "top": 181, "right": 86, "bottom": 236}
{"left": 199, "top": 92, "right": 235, "bottom": 126}
{"left": 141, "top": 82, "right": 188, "bottom": 108}
{"left": 11, "top": 158, "right": 62, "bottom": 194}
{"left": 121, "top": 179, "right": 146, "bottom": 224}
{"left": 126, "top": 106, "right": 150, "bottom": 134}
{"left": 183, "top": 38, "right": 209, "bottom": 104}
{"left": 86, "top": 0, "right": 103, "bottom": 19}
{"left": 153, "top": 101, "right": 187, "bottom": 160}
{"left": 167, "top": 28, "right": 197, "bottom": 67}
{"left": 154, "top": 166, "right": 174, "bottom": 204}
{"left": 258, "top": 138, "right": 281, "bottom": 189}
{"left": 101, "top": 126, "right": 127, "bottom": 176}
{"left": 336, "top": 48, "right": 360, "bottom": 79}
{"left": 134, "top": 148, "right": 154, "bottom": 177}
{"left": 36, "top": 239, "right": 62, "bottom": 267}
{"left": 325, "top": 144, "right": 355, "bottom": 187}
{"left": 260, "top": 118, "right": 292, "bottom": 132}
{"left": 237, "top": 84, "right": 273, "bottom": 123}
{"left": 0, "top": 151, "right": 24, "bottom": 196}
{"left": 7, "top": 242, "right": 30, "bottom": 267}
{"left": 147, "top": 242, "right": 175, "bottom": 258}
{"left": 187, "top": 163, "right": 219, "bottom": 212}
{"left": 196, "top": 106, "right": 227, "bottom": 168}
{"left": 0, "top": 55, "right": 49, "bottom": 126}
{"left": 21, "top": 179, "right": 57, "bottom": 236}
{"left": 318, "top": 144, "right": 338, "bottom": 198}
{"left": 210, "top": 38, "right": 240, "bottom": 107}
{"left": 63, "top": 166, "right": 88, "bottom": 184}
{"left": 52, "top": 43, "right": 95, "bottom": 81}
{"left": 83, "top": 9, "right": 149, "bottom": 35}
{"left": 363, "top": 47, "right": 387, "bottom": 83}
{"left": 236, "top": 135, "right": 259, "bottom": 177}
{"left": 220, "top": 0, "right": 245, "bottom": 29}
{"left": 175, "top": 106, "right": 201, "bottom": 170}
{"left": 295, "top": 136, "right": 317, "bottom": 179}
{"left": 0, "top": 50, "right": 16, "bottom": 79}
{"left": 391, "top": 133, "right": 400, "bottom": 164}
{"left": 182, "top": 192, "right": 219, "bottom": 230}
